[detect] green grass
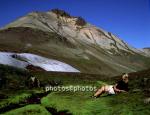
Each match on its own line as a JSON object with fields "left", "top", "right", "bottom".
{"left": 2, "top": 87, "right": 150, "bottom": 115}
{"left": 0, "top": 64, "right": 150, "bottom": 115}
{"left": 0, "top": 93, "right": 31, "bottom": 109}
{"left": 41, "top": 91, "right": 150, "bottom": 115}
{"left": 3, "top": 104, "right": 51, "bottom": 115}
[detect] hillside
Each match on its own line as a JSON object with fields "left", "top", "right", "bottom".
{"left": 0, "top": 64, "right": 150, "bottom": 115}
{"left": 0, "top": 9, "right": 150, "bottom": 75}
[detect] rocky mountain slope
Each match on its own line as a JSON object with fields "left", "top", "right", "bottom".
{"left": 143, "top": 48, "right": 150, "bottom": 56}
{"left": 0, "top": 9, "right": 150, "bottom": 75}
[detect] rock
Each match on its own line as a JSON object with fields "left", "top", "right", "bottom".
{"left": 132, "top": 89, "right": 142, "bottom": 92}
{"left": 144, "top": 97, "right": 150, "bottom": 104}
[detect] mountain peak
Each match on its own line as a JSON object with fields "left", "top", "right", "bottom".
{"left": 51, "top": 9, "right": 72, "bottom": 18}
{"left": 50, "top": 9, "right": 87, "bottom": 26}
{"left": 143, "top": 47, "right": 150, "bottom": 50}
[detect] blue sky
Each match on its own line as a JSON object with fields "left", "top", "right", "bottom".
{"left": 0, "top": 0, "right": 150, "bottom": 48}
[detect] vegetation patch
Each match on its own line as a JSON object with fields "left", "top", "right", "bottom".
{"left": 4, "top": 104, "right": 51, "bottom": 115}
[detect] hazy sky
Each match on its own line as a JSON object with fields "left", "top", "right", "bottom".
{"left": 0, "top": 0, "right": 150, "bottom": 48}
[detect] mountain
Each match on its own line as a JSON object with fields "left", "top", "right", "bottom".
{"left": 143, "top": 48, "right": 150, "bottom": 56}
{"left": 0, "top": 9, "right": 150, "bottom": 75}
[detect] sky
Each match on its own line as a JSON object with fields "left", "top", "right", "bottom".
{"left": 0, "top": 0, "right": 150, "bottom": 48}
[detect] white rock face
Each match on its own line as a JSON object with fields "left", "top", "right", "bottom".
{"left": 0, "top": 52, "right": 80, "bottom": 72}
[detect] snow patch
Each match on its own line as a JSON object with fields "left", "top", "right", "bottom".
{"left": 0, "top": 52, "right": 80, "bottom": 72}
{"left": 0, "top": 52, "right": 28, "bottom": 69}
